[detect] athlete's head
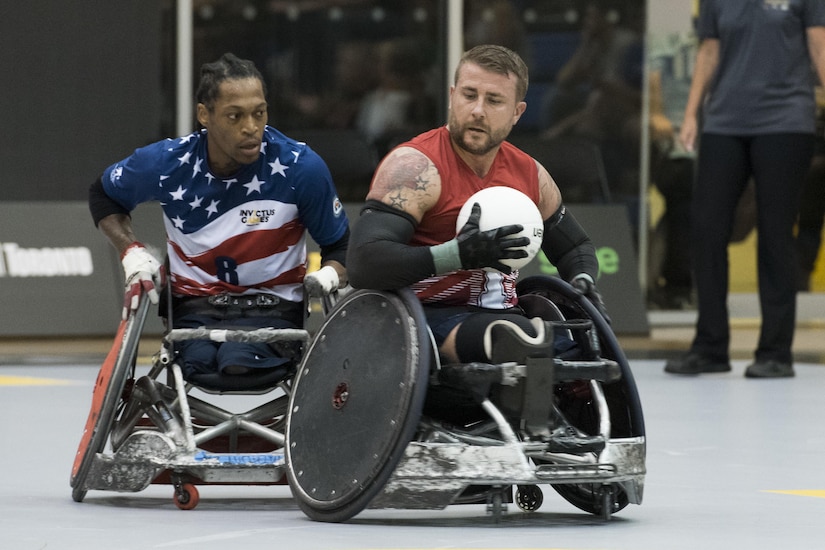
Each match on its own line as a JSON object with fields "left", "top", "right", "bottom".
{"left": 196, "top": 53, "right": 268, "bottom": 176}
{"left": 196, "top": 53, "right": 267, "bottom": 110}
{"left": 448, "top": 45, "right": 528, "bottom": 156}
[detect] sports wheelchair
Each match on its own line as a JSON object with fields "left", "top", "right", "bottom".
{"left": 285, "top": 275, "right": 645, "bottom": 522}
{"left": 70, "top": 290, "right": 326, "bottom": 510}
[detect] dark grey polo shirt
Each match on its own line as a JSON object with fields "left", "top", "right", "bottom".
{"left": 699, "top": 0, "right": 825, "bottom": 135}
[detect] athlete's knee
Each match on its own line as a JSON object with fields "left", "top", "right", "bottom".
{"left": 453, "top": 313, "right": 550, "bottom": 364}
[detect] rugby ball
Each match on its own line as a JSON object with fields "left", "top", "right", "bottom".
{"left": 455, "top": 186, "right": 544, "bottom": 271}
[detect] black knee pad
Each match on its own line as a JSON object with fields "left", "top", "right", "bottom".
{"left": 454, "top": 312, "right": 540, "bottom": 363}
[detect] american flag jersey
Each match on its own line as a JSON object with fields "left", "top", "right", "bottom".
{"left": 102, "top": 126, "right": 348, "bottom": 302}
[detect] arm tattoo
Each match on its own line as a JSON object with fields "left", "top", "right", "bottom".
{"left": 389, "top": 192, "right": 408, "bottom": 209}
{"left": 370, "top": 151, "right": 438, "bottom": 215}
{"left": 375, "top": 151, "right": 430, "bottom": 195}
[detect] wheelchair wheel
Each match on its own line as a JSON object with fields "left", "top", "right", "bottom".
{"left": 286, "top": 289, "right": 431, "bottom": 522}
{"left": 552, "top": 482, "right": 628, "bottom": 519}
{"left": 70, "top": 296, "right": 150, "bottom": 502}
{"left": 516, "top": 275, "right": 645, "bottom": 440}
{"left": 517, "top": 276, "right": 643, "bottom": 517}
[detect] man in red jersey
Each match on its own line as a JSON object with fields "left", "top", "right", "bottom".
{"left": 347, "top": 45, "right": 606, "bottom": 449}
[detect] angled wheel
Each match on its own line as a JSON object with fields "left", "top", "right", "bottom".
{"left": 516, "top": 276, "right": 645, "bottom": 440}
{"left": 516, "top": 276, "right": 643, "bottom": 517}
{"left": 70, "top": 296, "right": 151, "bottom": 502}
{"left": 286, "top": 289, "right": 431, "bottom": 522}
{"left": 552, "top": 482, "right": 628, "bottom": 518}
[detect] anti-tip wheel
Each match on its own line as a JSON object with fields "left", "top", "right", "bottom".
{"left": 173, "top": 483, "right": 200, "bottom": 510}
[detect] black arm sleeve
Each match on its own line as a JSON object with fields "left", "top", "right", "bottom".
{"left": 540, "top": 204, "right": 599, "bottom": 282}
{"left": 89, "top": 176, "right": 130, "bottom": 227}
{"left": 346, "top": 200, "right": 437, "bottom": 290}
{"left": 319, "top": 227, "right": 349, "bottom": 267}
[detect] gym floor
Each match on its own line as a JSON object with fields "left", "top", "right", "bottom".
{"left": 2, "top": 294, "right": 824, "bottom": 550}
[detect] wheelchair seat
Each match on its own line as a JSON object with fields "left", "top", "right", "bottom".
{"left": 70, "top": 292, "right": 320, "bottom": 509}
{"left": 285, "top": 276, "right": 646, "bottom": 522}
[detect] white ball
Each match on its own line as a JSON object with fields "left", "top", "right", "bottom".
{"left": 455, "top": 186, "right": 544, "bottom": 271}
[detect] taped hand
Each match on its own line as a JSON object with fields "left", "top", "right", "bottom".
{"left": 456, "top": 203, "right": 529, "bottom": 274}
{"left": 120, "top": 242, "right": 164, "bottom": 319}
{"left": 304, "top": 265, "right": 340, "bottom": 297}
{"left": 570, "top": 273, "right": 611, "bottom": 324}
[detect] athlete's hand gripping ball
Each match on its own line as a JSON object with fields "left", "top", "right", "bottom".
{"left": 456, "top": 203, "right": 529, "bottom": 274}
{"left": 120, "top": 242, "right": 164, "bottom": 319}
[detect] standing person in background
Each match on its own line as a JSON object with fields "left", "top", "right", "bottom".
{"left": 665, "top": 0, "right": 825, "bottom": 378}
{"left": 89, "top": 53, "right": 349, "bottom": 388}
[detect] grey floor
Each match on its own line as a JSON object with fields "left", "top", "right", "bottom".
{"left": 1, "top": 359, "right": 823, "bottom": 550}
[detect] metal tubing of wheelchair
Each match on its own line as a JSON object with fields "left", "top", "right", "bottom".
{"left": 165, "top": 327, "right": 310, "bottom": 344}
{"left": 186, "top": 400, "right": 286, "bottom": 447}
{"left": 234, "top": 419, "right": 285, "bottom": 446}
{"left": 191, "top": 415, "right": 284, "bottom": 447}
{"left": 591, "top": 379, "right": 612, "bottom": 441}
{"left": 239, "top": 400, "right": 289, "bottom": 425}
{"left": 480, "top": 399, "right": 520, "bottom": 446}
{"left": 185, "top": 394, "right": 286, "bottom": 425}
{"left": 172, "top": 364, "right": 196, "bottom": 452}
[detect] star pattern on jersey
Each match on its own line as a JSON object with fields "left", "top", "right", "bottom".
{"left": 192, "top": 157, "right": 203, "bottom": 179}
{"left": 205, "top": 200, "right": 220, "bottom": 218}
{"left": 269, "top": 158, "right": 289, "bottom": 177}
{"left": 243, "top": 175, "right": 265, "bottom": 195}
{"left": 143, "top": 130, "right": 309, "bottom": 233}
{"left": 169, "top": 185, "right": 186, "bottom": 201}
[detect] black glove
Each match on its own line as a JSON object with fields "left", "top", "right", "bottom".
{"left": 456, "top": 203, "right": 529, "bottom": 274}
{"left": 570, "top": 274, "right": 611, "bottom": 324}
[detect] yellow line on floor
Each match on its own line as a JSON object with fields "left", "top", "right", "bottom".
{"left": 0, "top": 375, "right": 74, "bottom": 386}
{"left": 764, "top": 490, "right": 825, "bottom": 499}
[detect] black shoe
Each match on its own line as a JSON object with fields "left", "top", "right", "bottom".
{"left": 744, "top": 360, "right": 794, "bottom": 378}
{"left": 664, "top": 353, "right": 731, "bottom": 375}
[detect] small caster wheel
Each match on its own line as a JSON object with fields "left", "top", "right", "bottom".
{"left": 515, "top": 485, "right": 543, "bottom": 512}
{"left": 174, "top": 483, "right": 199, "bottom": 510}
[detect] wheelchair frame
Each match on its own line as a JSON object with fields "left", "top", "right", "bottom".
{"left": 70, "top": 276, "right": 645, "bottom": 521}
{"left": 286, "top": 276, "right": 646, "bottom": 522}
{"left": 70, "top": 293, "right": 316, "bottom": 509}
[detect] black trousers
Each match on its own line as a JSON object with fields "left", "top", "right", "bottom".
{"left": 691, "top": 133, "right": 814, "bottom": 364}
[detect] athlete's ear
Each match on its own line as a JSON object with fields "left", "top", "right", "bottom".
{"left": 196, "top": 103, "right": 209, "bottom": 128}
{"left": 513, "top": 100, "right": 527, "bottom": 124}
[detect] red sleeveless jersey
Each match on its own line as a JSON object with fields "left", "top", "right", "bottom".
{"left": 400, "top": 126, "right": 540, "bottom": 309}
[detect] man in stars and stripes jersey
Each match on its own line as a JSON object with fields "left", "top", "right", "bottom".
{"left": 89, "top": 53, "right": 349, "bottom": 385}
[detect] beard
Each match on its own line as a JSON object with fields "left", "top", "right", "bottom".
{"left": 447, "top": 112, "right": 509, "bottom": 156}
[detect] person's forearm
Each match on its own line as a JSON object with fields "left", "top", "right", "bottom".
{"left": 807, "top": 27, "right": 825, "bottom": 93}
{"left": 97, "top": 214, "right": 139, "bottom": 255}
{"left": 683, "top": 39, "right": 719, "bottom": 121}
